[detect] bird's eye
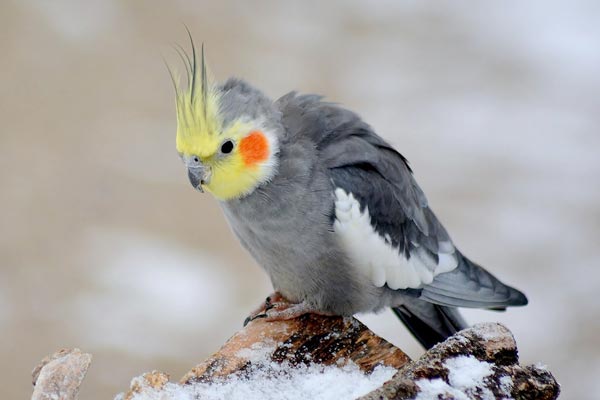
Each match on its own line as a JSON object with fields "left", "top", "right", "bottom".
{"left": 220, "top": 140, "right": 234, "bottom": 154}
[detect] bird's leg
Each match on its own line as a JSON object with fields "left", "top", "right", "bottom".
{"left": 244, "top": 292, "right": 286, "bottom": 326}
{"left": 261, "top": 300, "right": 335, "bottom": 321}
{"left": 244, "top": 292, "right": 333, "bottom": 326}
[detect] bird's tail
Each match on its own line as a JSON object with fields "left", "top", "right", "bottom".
{"left": 392, "top": 301, "right": 468, "bottom": 350}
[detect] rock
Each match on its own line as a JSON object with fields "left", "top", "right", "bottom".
{"left": 115, "top": 371, "right": 171, "bottom": 400}
{"left": 31, "top": 348, "right": 92, "bottom": 400}
{"left": 359, "top": 323, "right": 560, "bottom": 400}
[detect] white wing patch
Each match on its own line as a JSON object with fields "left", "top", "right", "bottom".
{"left": 333, "top": 188, "right": 458, "bottom": 290}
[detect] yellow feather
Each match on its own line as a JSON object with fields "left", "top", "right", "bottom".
{"left": 174, "top": 76, "right": 222, "bottom": 156}
{"left": 171, "top": 39, "right": 222, "bottom": 157}
{"left": 169, "top": 41, "right": 276, "bottom": 200}
{"left": 207, "top": 151, "right": 266, "bottom": 200}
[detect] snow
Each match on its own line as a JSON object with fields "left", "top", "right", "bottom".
{"left": 235, "top": 340, "right": 278, "bottom": 361}
{"left": 415, "top": 355, "right": 507, "bottom": 400}
{"left": 534, "top": 362, "right": 549, "bottom": 371}
{"left": 470, "top": 322, "right": 508, "bottom": 342}
{"left": 113, "top": 323, "right": 397, "bottom": 400}
{"left": 118, "top": 360, "right": 396, "bottom": 400}
{"left": 445, "top": 356, "right": 494, "bottom": 399}
{"left": 499, "top": 375, "right": 514, "bottom": 398}
{"left": 415, "top": 378, "right": 470, "bottom": 400}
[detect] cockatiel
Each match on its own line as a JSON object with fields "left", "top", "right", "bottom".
{"left": 169, "top": 42, "right": 527, "bottom": 349}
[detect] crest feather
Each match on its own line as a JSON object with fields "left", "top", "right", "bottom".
{"left": 167, "top": 30, "right": 222, "bottom": 155}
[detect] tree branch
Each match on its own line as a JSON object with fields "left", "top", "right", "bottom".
{"left": 31, "top": 317, "right": 560, "bottom": 400}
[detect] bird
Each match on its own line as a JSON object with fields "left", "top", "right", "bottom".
{"left": 167, "top": 39, "right": 528, "bottom": 350}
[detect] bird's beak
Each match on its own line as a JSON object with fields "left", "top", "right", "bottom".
{"left": 187, "top": 165, "right": 211, "bottom": 192}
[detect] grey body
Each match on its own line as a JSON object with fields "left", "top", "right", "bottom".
{"left": 214, "top": 79, "right": 527, "bottom": 347}
{"left": 221, "top": 114, "right": 396, "bottom": 315}
{"left": 219, "top": 83, "right": 396, "bottom": 314}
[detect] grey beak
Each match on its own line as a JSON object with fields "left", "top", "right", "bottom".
{"left": 187, "top": 166, "right": 210, "bottom": 192}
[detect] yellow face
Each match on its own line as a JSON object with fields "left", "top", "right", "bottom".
{"left": 176, "top": 118, "right": 278, "bottom": 200}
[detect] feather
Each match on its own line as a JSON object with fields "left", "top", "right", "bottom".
{"left": 276, "top": 93, "right": 527, "bottom": 310}
{"left": 185, "top": 25, "right": 197, "bottom": 102}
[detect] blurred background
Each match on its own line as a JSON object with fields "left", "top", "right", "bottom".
{"left": 1, "top": 1, "right": 599, "bottom": 398}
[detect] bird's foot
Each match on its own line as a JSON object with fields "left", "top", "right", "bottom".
{"left": 244, "top": 292, "right": 332, "bottom": 326}
{"left": 244, "top": 292, "right": 288, "bottom": 326}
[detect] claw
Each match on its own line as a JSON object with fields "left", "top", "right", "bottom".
{"left": 264, "top": 296, "right": 274, "bottom": 311}
{"left": 243, "top": 312, "right": 267, "bottom": 327}
{"left": 242, "top": 291, "right": 331, "bottom": 326}
{"left": 243, "top": 294, "right": 278, "bottom": 326}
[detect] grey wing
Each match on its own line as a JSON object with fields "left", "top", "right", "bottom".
{"left": 278, "top": 95, "right": 528, "bottom": 309}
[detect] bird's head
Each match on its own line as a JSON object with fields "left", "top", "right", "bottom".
{"left": 169, "top": 42, "right": 281, "bottom": 200}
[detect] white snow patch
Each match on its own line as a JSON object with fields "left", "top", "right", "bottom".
{"left": 534, "top": 362, "right": 549, "bottom": 371}
{"left": 120, "top": 361, "right": 397, "bottom": 400}
{"left": 445, "top": 356, "right": 494, "bottom": 398}
{"left": 499, "top": 375, "right": 514, "bottom": 397}
{"left": 115, "top": 334, "right": 396, "bottom": 399}
{"left": 415, "top": 355, "right": 501, "bottom": 400}
{"left": 235, "top": 340, "right": 278, "bottom": 361}
{"left": 415, "top": 378, "right": 469, "bottom": 400}
{"left": 470, "top": 323, "right": 507, "bottom": 342}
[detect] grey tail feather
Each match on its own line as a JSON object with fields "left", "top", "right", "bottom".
{"left": 392, "top": 302, "right": 468, "bottom": 350}
{"left": 420, "top": 252, "right": 529, "bottom": 309}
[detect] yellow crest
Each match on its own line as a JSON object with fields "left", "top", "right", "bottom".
{"left": 166, "top": 33, "right": 222, "bottom": 157}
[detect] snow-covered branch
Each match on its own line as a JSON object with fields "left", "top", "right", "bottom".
{"left": 30, "top": 316, "right": 559, "bottom": 400}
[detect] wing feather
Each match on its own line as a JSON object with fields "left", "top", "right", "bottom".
{"left": 276, "top": 93, "right": 527, "bottom": 308}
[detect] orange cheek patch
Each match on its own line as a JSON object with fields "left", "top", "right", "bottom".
{"left": 240, "top": 131, "right": 269, "bottom": 166}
